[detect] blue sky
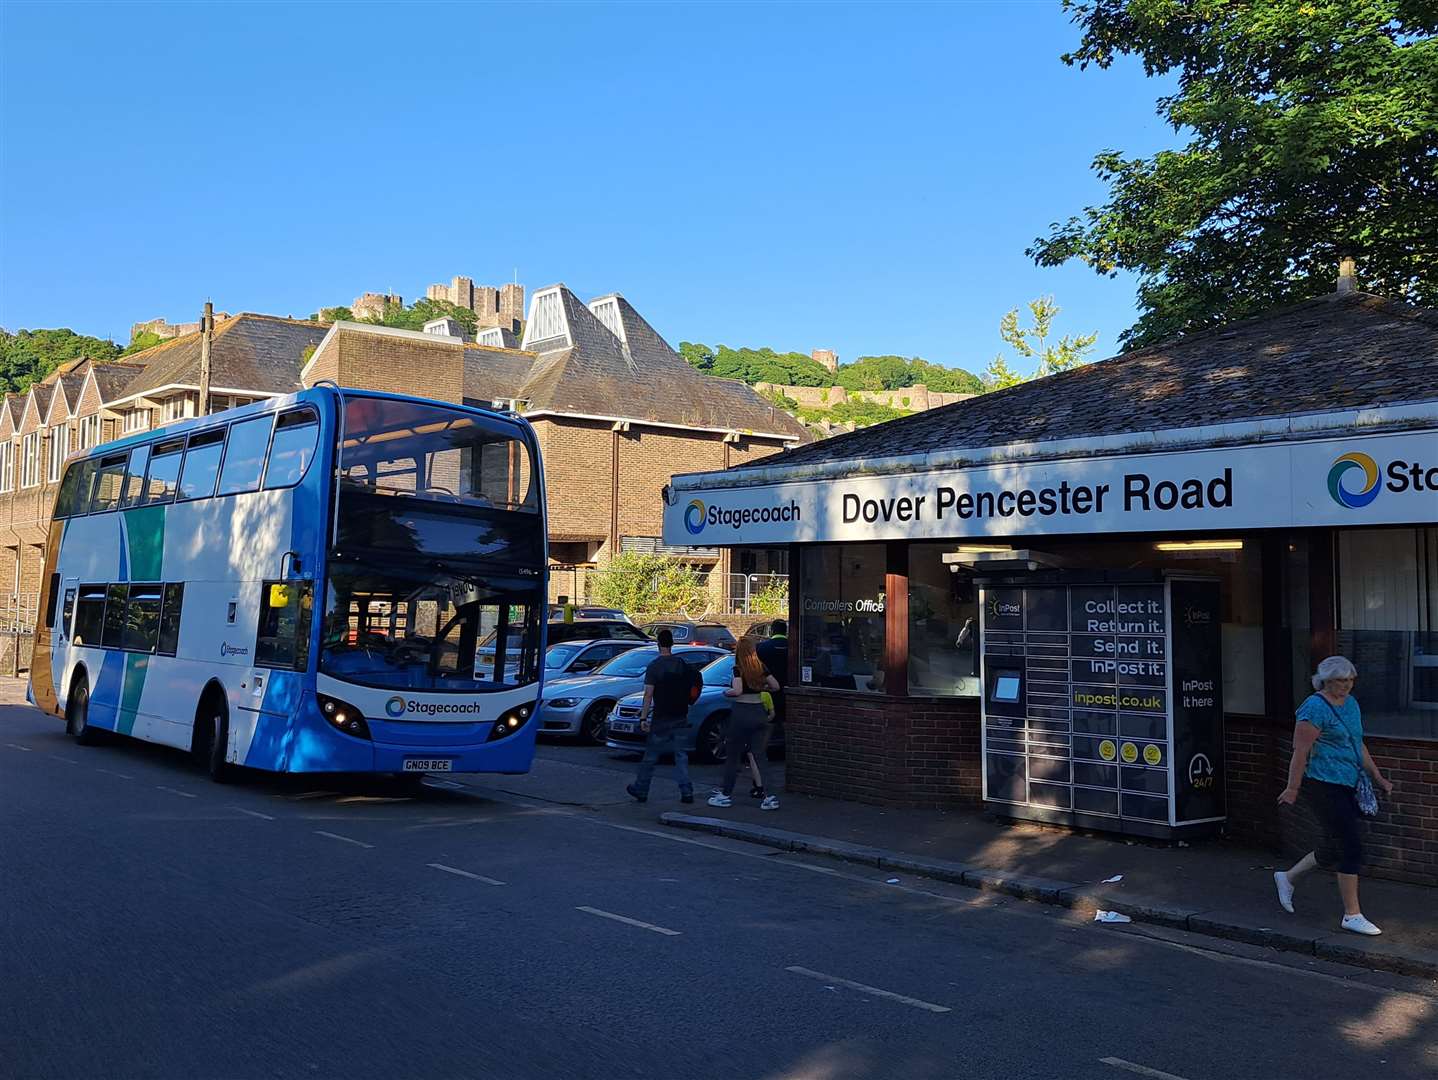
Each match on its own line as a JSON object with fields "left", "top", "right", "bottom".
{"left": 0, "top": 1, "right": 1176, "bottom": 376}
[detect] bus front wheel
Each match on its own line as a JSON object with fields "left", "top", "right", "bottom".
{"left": 65, "top": 677, "right": 100, "bottom": 746}
{"left": 198, "top": 693, "right": 235, "bottom": 784}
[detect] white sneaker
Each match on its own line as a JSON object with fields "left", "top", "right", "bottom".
{"left": 1340, "top": 913, "right": 1382, "bottom": 936}
{"left": 1273, "top": 871, "right": 1295, "bottom": 913}
{"left": 707, "top": 793, "right": 732, "bottom": 808}
{"left": 760, "top": 795, "right": 779, "bottom": 811}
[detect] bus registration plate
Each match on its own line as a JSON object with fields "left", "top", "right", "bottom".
{"left": 403, "top": 759, "right": 453, "bottom": 772}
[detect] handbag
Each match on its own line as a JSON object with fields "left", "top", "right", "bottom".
{"left": 1319, "top": 696, "right": 1379, "bottom": 818}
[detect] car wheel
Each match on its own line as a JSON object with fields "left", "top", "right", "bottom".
{"left": 696, "top": 714, "right": 729, "bottom": 765}
{"left": 581, "top": 702, "right": 612, "bottom": 745}
{"left": 65, "top": 677, "right": 100, "bottom": 745}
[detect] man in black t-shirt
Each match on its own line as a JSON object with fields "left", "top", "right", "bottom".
{"left": 626, "top": 629, "right": 700, "bottom": 804}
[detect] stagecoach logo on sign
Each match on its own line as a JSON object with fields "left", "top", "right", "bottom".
{"left": 685, "top": 497, "right": 802, "bottom": 536}
{"left": 1328, "top": 449, "right": 1437, "bottom": 509}
{"left": 684, "top": 499, "right": 707, "bottom": 535}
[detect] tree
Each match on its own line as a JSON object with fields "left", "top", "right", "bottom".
{"left": 318, "top": 306, "right": 354, "bottom": 323}
{"left": 678, "top": 341, "right": 715, "bottom": 371}
{"left": 997, "top": 296, "right": 1099, "bottom": 378}
{"left": 0, "top": 328, "right": 120, "bottom": 394}
{"left": 589, "top": 552, "right": 711, "bottom": 618}
{"left": 121, "top": 330, "right": 166, "bottom": 356}
{"left": 709, "top": 345, "right": 832, "bottom": 386}
{"left": 1030, "top": 1, "right": 1438, "bottom": 350}
{"left": 367, "top": 298, "right": 479, "bottom": 336}
{"left": 982, "top": 354, "right": 1026, "bottom": 391}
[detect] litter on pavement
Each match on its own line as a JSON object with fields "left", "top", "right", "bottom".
{"left": 1094, "top": 910, "right": 1132, "bottom": 924}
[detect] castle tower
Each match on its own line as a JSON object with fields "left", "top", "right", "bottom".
{"left": 812, "top": 348, "right": 838, "bottom": 373}
{"left": 499, "top": 283, "right": 525, "bottom": 324}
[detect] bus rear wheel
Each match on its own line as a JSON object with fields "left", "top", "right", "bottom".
{"left": 65, "top": 677, "right": 100, "bottom": 746}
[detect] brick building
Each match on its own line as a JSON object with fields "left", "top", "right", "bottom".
{"left": 0, "top": 286, "right": 803, "bottom": 658}
{"left": 664, "top": 289, "right": 1438, "bottom": 886}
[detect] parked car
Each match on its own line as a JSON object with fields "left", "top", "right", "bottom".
{"left": 639, "top": 621, "right": 737, "bottom": 651}
{"left": 545, "top": 638, "right": 646, "bottom": 678}
{"left": 536, "top": 644, "right": 728, "bottom": 743}
{"left": 743, "top": 619, "right": 779, "bottom": 640}
{"left": 547, "top": 620, "right": 649, "bottom": 646}
{"left": 547, "top": 605, "right": 634, "bottom": 623}
{"left": 605, "top": 653, "right": 785, "bottom": 764}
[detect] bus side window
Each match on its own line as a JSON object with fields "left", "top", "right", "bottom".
{"left": 73, "top": 585, "right": 106, "bottom": 646}
{"left": 89, "top": 453, "right": 129, "bottom": 514}
{"left": 102, "top": 584, "right": 129, "bottom": 649}
{"left": 54, "top": 460, "right": 94, "bottom": 518}
{"left": 217, "top": 415, "right": 273, "bottom": 495}
{"left": 157, "top": 583, "right": 184, "bottom": 656}
{"left": 255, "top": 580, "right": 314, "bottom": 671}
{"left": 62, "top": 588, "right": 76, "bottom": 638}
{"left": 43, "top": 573, "right": 61, "bottom": 629}
{"left": 124, "top": 584, "right": 163, "bottom": 652}
{"left": 264, "top": 408, "right": 320, "bottom": 488}
{"left": 143, "top": 440, "right": 185, "bottom": 505}
{"left": 178, "top": 429, "right": 226, "bottom": 501}
{"left": 120, "top": 444, "right": 151, "bottom": 508}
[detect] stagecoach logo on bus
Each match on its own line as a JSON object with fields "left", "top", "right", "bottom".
{"left": 385, "top": 695, "right": 485, "bottom": 718}
{"left": 220, "top": 642, "right": 249, "bottom": 658}
{"left": 1327, "top": 449, "right": 1437, "bottom": 510}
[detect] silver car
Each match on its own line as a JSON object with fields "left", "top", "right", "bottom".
{"left": 535, "top": 644, "right": 727, "bottom": 744}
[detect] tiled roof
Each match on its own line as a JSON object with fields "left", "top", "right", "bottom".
{"left": 118, "top": 313, "right": 327, "bottom": 399}
{"left": 91, "top": 363, "right": 146, "bottom": 403}
{"left": 27, "top": 382, "right": 53, "bottom": 421}
{"left": 738, "top": 292, "right": 1438, "bottom": 471}
{"left": 482, "top": 285, "right": 805, "bottom": 437}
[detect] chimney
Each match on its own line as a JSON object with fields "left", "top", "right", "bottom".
{"left": 1336, "top": 256, "right": 1357, "bottom": 295}
{"left": 198, "top": 301, "right": 214, "bottom": 416}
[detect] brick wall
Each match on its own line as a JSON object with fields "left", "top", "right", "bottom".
{"left": 617, "top": 430, "right": 724, "bottom": 540}
{"left": 785, "top": 688, "right": 981, "bottom": 809}
{"left": 531, "top": 419, "right": 612, "bottom": 543}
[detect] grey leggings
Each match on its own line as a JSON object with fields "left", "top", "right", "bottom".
{"left": 721, "top": 702, "right": 770, "bottom": 796}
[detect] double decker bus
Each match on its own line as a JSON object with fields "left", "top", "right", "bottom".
{"left": 27, "top": 387, "right": 547, "bottom": 781}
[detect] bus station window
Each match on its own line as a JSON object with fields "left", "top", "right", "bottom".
{"left": 120, "top": 444, "right": 151, "bottom": 508}
{"left": 217, "top": 415, "right": 274, "bottom": 495}
{"left": 799, "top": 544, "right": 887, "bottom": 692}
{"left": 142, "top": 441, "right": 185, "bottom": 505}
{"left": 102, "top": 584, "right": 128, "bottom": 649}
{"left": 89, "top": 453, "right": 129, "bottom": 514}
{"left": 74, "top": 585, "right": 106, "bottom": 646}
{"left": 908, "top": 543, "right": 980, "bottom": 697}
{"left": 123, "top": 584, "right": 163, "bottom": 652}
{"left": 264, "top": 408, "right": 320, "bottom": 488}
{"left": 157, "top": 583, "right": 184, "bottom": 656}
{"left": 178, "top": 429, "right": 226, "bottom": 501}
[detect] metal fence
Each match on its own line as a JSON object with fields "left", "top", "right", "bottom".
{"left": 0, "top": 594, "right": 39, "bottom": 635}
{"left": 726, "top": 573, "right": 788, "bottom": 616}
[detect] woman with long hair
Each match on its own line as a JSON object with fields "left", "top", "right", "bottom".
{"left": 708, "top": 637, "right": 781, "bottom": 810}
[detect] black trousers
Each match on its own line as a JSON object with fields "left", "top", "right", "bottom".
{"left": 1304, "top": 778, "right": 1364, "bottom": 874}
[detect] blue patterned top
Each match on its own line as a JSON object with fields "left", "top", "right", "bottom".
{"left": 1297, "top": 693, "right": 1363, "bottom": 787}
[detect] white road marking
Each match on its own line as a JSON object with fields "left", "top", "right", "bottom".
{"left": 49, "top": 755, "right": 80, "bottom": 764}
{"left": 231, "top": 807, "right": 275, "bottom": 820}
{"left": 1101, "top": 1058, "right": 1191, "bottom": 1080}
{"left": 156, "top": 786, "right": 197, "bottom": 799}
{"left": 5, "top": 742, "right": 33, "bottom": 751}
{"left": 313, "top": 830, "right": 373, "bottom": 849}
{"left": 786, "top": 966, "right": 951, "bottom": 1013}
{"left": 97, "top": 769, "right": 134, "bottom": 779}
{"left": 428, "top": 863, "right": 505, "bottom": 886}
{"left": 425, "top": 779, "right": 464, "bottom": 790}
{"left": 576, "top": 906, "right": 681, "bottom": 936}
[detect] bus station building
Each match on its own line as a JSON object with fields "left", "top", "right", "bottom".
{"left": 662, "top": 289, "right": 1438, "bottom": 886}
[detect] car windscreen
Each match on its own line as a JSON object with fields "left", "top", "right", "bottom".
{"left": 545, "top": 643, "right": 584, "bottom": 669}
{"left": 592, "top": 647, "right": 659, "bottom": 677}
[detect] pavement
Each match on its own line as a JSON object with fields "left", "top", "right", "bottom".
{"left": 5, "top": 686, "right": 1438, "bottom": 1079}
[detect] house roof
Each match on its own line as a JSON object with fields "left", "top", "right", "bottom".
{"left": 118, "top": 313, "right": 328, "bottom": 399}
{"left": 90, "top": 363, "right": 146, "bottom": 403}
{"left": 737, "top": 291, "right": 1438, "bottom": 472}
{"left": 485, "top": 284, "right": 805, "bottom": 438}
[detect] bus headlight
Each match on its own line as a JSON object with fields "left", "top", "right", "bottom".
{"left": 318, "top": 693, "right": 371, "bottom": 740}
{"left": 487, "top": 702, "right": 534, "bottom": 742}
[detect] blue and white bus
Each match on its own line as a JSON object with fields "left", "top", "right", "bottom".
{"left": 28, "top": 387, "right": 547, "bottom": 781}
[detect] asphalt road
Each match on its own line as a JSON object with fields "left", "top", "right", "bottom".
{"left": 4, "top": 703, "right": 1435, "bottom": 1080}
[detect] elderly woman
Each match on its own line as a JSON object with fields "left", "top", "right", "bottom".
{"left": 1274, "top": 656, "right": 1394, "bottom": 935}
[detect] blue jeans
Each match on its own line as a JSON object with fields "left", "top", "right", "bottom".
{"left": 632, "top": 723, "right": 692, "bottom": 797}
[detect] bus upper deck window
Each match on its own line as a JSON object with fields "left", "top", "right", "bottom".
{"left": 120, "top": 444, "right": 151, "bottom": 508}
{"left": 89, "top": 453, "right": 129, "bottom": 514}
{"left": 142, "top": 440, "right": 185, "bottom": 505}
{"left": 217, "top": 415, "right": 274, "bottom": 496}
{"left": 178, "top": 429, "right": 226, "bottom": 501}
{"left": 264, "top": 408, "right": 320, "bottom": 489}
{"left": 54, "top": 460, "right": 95, "bottom": 518}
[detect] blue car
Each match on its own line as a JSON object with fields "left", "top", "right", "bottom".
{"left": 605, "top": 654, "right": 786, "bottom": 764}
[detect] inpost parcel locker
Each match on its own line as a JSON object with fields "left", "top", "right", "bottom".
{"left": 979, "top": 574, "right": 1224, "bottom": 839}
